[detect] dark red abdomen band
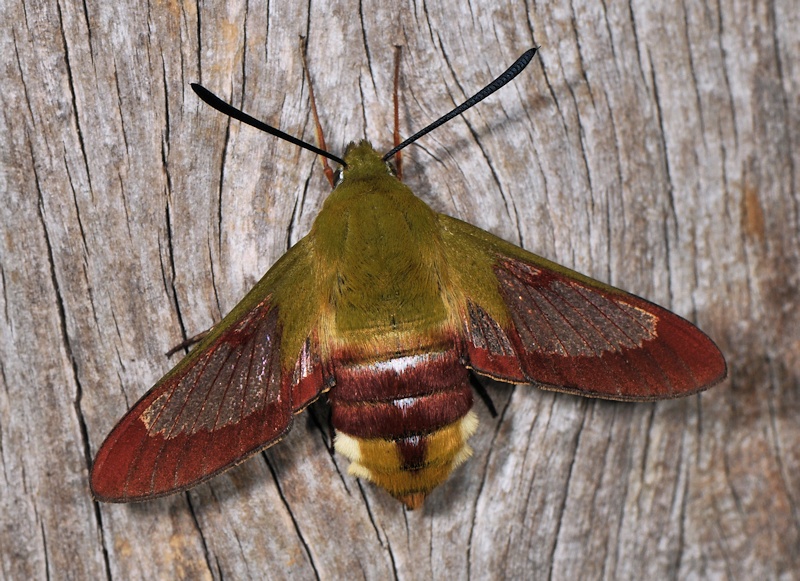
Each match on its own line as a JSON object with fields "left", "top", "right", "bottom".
{"left": 328, "top": 345, "right": 478, "bottom": 508}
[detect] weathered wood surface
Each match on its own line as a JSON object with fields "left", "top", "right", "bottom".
{"left": 1, "top": 0, "right": 797, "bottom": 579}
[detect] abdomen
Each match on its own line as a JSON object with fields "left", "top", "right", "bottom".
{"left": 328, "top": 343, "right": 478, "bottom": 509}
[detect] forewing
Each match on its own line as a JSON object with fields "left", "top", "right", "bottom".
{"left": 440, "top": 215, "right": 726, "bottom": 400}
{"left": 91, "top": 241, "right": 328, "bottom": 501}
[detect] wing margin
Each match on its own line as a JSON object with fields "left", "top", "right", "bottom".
{"left": 439, "top": 214, "right": 727, "bottom": 400}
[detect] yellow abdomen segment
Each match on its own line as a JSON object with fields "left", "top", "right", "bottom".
{"left": 334, "top": 411, "right": 479, "bottom": 509}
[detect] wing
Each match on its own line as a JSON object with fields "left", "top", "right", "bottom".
{"left": 439, "top": 215, "right": 727, "bottom": 400}
{"left": 90, "top": 238, "right": 331, "bottom": 502}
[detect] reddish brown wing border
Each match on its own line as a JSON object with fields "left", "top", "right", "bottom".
{"left": 473, "top": 257, "right": 727, "bottom": 401}
{"left": 90, "top": 298, "right": 325, "bottom": 502}
{"left": 447, "top": 218, "right": 727, "bottom": 400}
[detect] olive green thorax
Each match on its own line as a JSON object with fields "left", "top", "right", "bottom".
{"left": 311, "top": 141, "right": 451, "bottom": 346}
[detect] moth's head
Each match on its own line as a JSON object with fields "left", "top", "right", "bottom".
{"left": 336, "top": 140, "right": 397, "bottom": 185}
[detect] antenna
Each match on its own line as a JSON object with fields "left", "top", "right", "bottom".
{"left": 382, "top": 47, "right": 538, "bottom": 162}
{"left": 190, "top": 84, "right": 346, "bottom": 168}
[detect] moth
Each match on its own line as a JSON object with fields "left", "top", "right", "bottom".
{"left": 90, "top": 48, "right": 726, "bottom": 509}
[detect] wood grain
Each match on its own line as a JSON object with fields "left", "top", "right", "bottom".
{"left": 1, "top": 0, "right": 797, "bottom": 579}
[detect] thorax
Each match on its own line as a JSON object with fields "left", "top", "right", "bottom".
{"left": 310, "top": 160, "right": 454, "bottom": 349}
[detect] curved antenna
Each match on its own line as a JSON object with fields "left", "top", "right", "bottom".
{"left": 191, "top": 84, "right": 346, "bottom": 168}
{"left": 382, "top": 47, "right": 538, "bottom": 162}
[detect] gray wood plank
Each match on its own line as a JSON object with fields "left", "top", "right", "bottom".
{"left": 1, "top": 0, "right": 797, "bottom": 579}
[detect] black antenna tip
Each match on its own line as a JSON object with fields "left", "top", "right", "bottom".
{"left": 190, "top": 83, "right": 206, "bottom": 98}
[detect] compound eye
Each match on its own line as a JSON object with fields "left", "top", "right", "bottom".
{"left": 333, "top": 168, "right": 344, "bottom": 187}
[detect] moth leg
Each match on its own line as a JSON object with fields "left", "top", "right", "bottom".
{"left": 322, "top": 398, "right": 335, "bottom": 451}
{"left": 392, "top": 44, "right": 403, "bottom": 181}
{"left": 165, "top": 329, "right": 210, "bottom": 357}
{"left": 300, "top": 36, "right": 335, "bottom": 187}
{"left": 470, "top": 373, "right": 498, "bottom": 418}
{"left": 305, "top": 397, "right": 335, "bottom": 453}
